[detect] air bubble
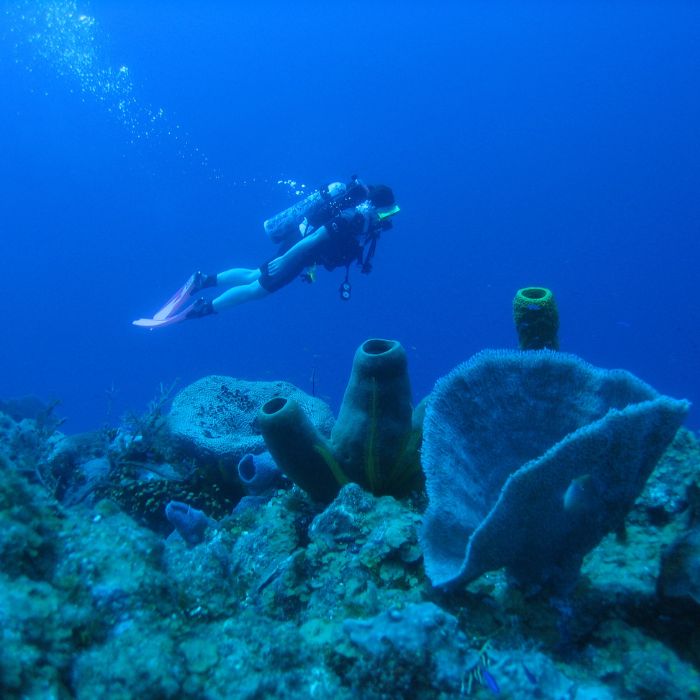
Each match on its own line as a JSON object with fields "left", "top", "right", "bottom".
{"left": 6, "top": 0, "right": 223, "bottom": 184}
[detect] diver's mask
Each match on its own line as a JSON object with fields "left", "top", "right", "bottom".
{"left": 376, "top": 203, "right": 400, "bottom": 222}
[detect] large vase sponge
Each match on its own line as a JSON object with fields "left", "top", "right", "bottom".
{"left": 420, "top": 349, "right": 689, "bottom": 591}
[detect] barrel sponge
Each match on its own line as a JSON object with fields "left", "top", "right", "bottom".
{"left": 167, "top": 376, "right": 334, "bottom": 467}
{"left": 420, "top": 349, "right": 689, "bottom": 591}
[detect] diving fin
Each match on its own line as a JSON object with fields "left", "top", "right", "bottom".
{"left": 152, "top": 273, "right": 199, "bottom": 321}
{"left": 133, "top": 298, "right": 214, "bottom": 329}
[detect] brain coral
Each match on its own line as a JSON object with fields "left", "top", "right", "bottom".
{"left": 168, "top": 376, "right": 334, "bottom": 468}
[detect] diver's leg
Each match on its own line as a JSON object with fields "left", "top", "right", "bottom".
{"left": 216, "top": 267, "right": 261, "bottom": 288}
{"left": 212, "top": 277, "right": 269, "bottom": 311}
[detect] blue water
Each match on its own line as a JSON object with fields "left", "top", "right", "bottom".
{"left": 1, "top": 1, "right": 699, "bottom": 432}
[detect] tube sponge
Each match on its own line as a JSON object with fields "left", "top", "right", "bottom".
{"left": 513, "top": 287, "right": 559, "bottom": 350}
{"left": 236, "top": 451, "right": 283, "bottom": 496}
{"left": 332, "top": 339, "right": 416, "bottom": 493}
{"left": 257, "top": 339, "right": 423, "bottom": 502}
{"left": 257, "top": 397, "right": 343, "bottom": 503}
{"left": 165, "top": 501, "right": 213, "bottom": 546}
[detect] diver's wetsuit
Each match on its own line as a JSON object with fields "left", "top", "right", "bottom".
{"left": 258, "top": 208, "right": 368, "bottom": 293}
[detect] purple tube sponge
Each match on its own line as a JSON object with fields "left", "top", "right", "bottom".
{"left": 165, "top": 501, "right": 212, "bottom": 546}
{"left": 237, "top": 451, "right": 283, "bottom": 496}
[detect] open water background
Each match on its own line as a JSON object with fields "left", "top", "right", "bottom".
{"left": 1, "top": 1, "right": 698, "bottom": 431}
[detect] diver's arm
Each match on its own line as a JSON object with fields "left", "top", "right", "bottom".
{"left": 267, "top": 226, "right": 330, "bottom": 277}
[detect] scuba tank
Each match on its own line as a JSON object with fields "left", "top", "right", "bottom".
{"left": 263, "top": 177, "right": 370, "bottom": 244}
{"left": 264, "top": 182, "right": 346, "bottom": 244}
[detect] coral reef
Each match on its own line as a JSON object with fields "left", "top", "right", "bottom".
{"left": 338, "top": 602, "right": 468, "bottom": 697}
{"left": 33, "top": 383, "right": 254, "bottom": 531}
{"left": 1, "top": 351, "right": 699, "bottom": 699}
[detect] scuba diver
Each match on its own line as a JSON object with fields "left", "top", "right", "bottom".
{"left": 133, "top": 177, "right": 399, "bottom": 328}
